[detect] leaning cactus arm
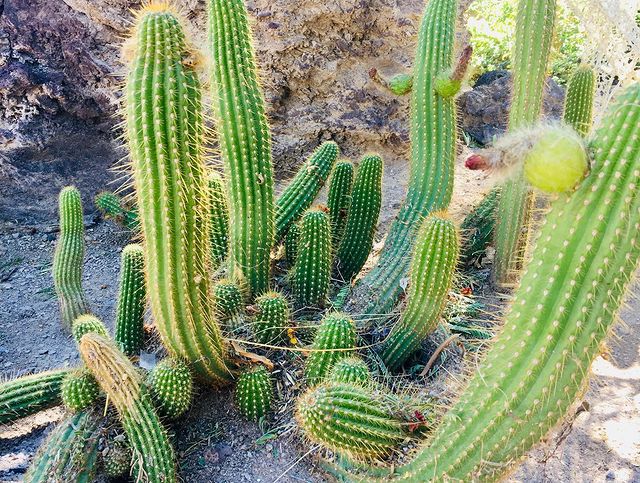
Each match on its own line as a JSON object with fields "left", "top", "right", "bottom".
{"left": 209, "top": 172, "right": 230, "bottom": 270}
{"left": 563, "top": 66, "right": 596, "bottom": 137}
{"left": 0, "top": 369, "right": 69, "bottom": 424}
{"left": 390, "top": 82, "right": 640, "bottom": 481}
{"left": 80, "top": 333, "right": 176, "bottom": 483}
{"left": 125, "top": 7, "right": 232, "bottom": 383}
{"left": 53, "top": 186, "right": 90, "bottom": 330}
{"left": 275, "top": 141, "right": 340, "bottom": 241}
{"left": 115, "top": 244, "right": 146, "bottom": 356}
{"left": 327, "top": 160, "right": 354, "bottom": 248}
{"left": 208, "top": 0, "right": 275, "bottom": 296}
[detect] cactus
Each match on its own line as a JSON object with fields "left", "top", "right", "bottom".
{"left": 125, "top": 6, "right": 231, "bottom": 384}
{"left": 335, "top": 154, "right": 383, "bottom": 281}
{"left": 327, "top": 160, "right": 354, "bottom": 248}
{"left": 209, "top": 171, "right": 230, "bottom": 269}
{"left": 329, "top": 357, "right": 372, "bottom": 386}
{"left": 0, "top": 369, "right": 69, "bottom": 424}
{"left": 212, "top": 279, "right": 244, "bottom": 326}
{"left": 25, "top": 408, "right": 101, "bottom": 483}
{"left": 345, "top": 0, "right": 457, "bottom": 317}
{"left": 493, "top": 0, "right": 557, "bottom": 285}
{"left": 61, "top": 369, "right": 101, "bottom": 412}
{"left": 253, "top": 291, "right": 290, "bottom": 345}
{"left": 380, "top": 214, "right": 458, "bottom": 371}
{"left": 296, "top": 382, "right": 406, "bottom": 460}
{"left": 291, "top": 208, "right": 331, "bottom": 309}
{"left": 563, "top": 65, "right": 596, "bottom": 137}
{"left": 284, "top": 222, "right": 300, "bottom": 266}
{"left": 95, "top": 191, "right": 140, "bottom": 231}
{"left": 460, "top": 187, "right": 500, "bottom": 266}
{"left": 208, "top": 0, "right": 275, "bottom": 296}
{"left": 115, "top": 244, "right": 146, "bottom": 356}
{"left": 305, "top": 312, "right": 356, "bottom": 386}
{"left": 72, "top": 314, "right": 108, "bottom": 343}
{"left": 102, "top": 438, "right": 132, "bottom": 479}
{"left": 80, "top": 332, "right": 176, "bottom": 483}
{"left": 385, "top": 82, "right": 640, "bottom": 482}
{"left": 234, "top": 365, "right": 273, "bottom": 421}
{"left": 53, "top": 186, "right": 90, "bottom": 330}
{"left": 148, "top": 358, "right": 193, "bottom": 419}
{"left": 275, "top": 141, "right": 340, "bottom": 241}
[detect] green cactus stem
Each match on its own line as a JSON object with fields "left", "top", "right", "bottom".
{"left": 460, "top": 187, "right": 500, "bottom": 267}
{"left": 80, "top": 332, "right": 176, "bottom": 483}
{"left": 345, "top": 0, "right": 457, "bottom": 317}
{"left": 305, "top": 312, "right": 356, "bottom": 386}
{"left": 95, "top": 191, "right": 140, "bottom": 231}
{"left": 125, "top": 7, "right": 232, "bottom": 384}
{"left": 253, "top": 291, "right": 290, "bottom": 345}
{"left": 234, "top": 365, "right": 273, "bottom": 421}
{"left": 72, "top": 314, "right": 108, "bottom": 343}
{"left": 209, "top": 171, "right": 230, "bottom": 270}
{"left": 380, "top": 214, "right": 458, "bottom": 371}
{"left": 61, "top": 369, "right": 101, "bottom": 413}
{"left": 284, "top": 222, "right": 300, "bottom": 266}
{"left": 563, "top": 65, "right": 596, "bottom": 137}
{"left": 335, "top": 154, "right": 383, "bottom": 281}
{"left": 0, "top": 369, "right": 69, "bottom": 425}
{"left": 115, "top": 244, "right": 146, "bottom": 356}
{"left": 329, "top": 357, "right": 372, "bottom": 386}
{"left": 53, "top": 186, "right": 90, "bottom": 330}
{"left": 148, "top": 358, "right": 194, "bottom": 419}
{"left": 327, "top": 160, "right": 354, "bottom": 248}
{"left": 275, "top": 141, "right": 340, "bottom": 241}
{"left": 291, "top": 208, "right": 331, "bottom": 309}
{"left": 208, "top": 0, "right": 275, "bottom": 296}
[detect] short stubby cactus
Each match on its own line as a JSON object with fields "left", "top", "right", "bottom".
{"left": 95, "top": 191, "right": 140, "bottom": 231}
{"left": 275, "top": 141, "right": 339, "bottom": 241}
{"left": 115, "top": 244, "right": 146, "bottom": 356}
{"left": 208, "top": 0, "right": 275, "bottom": 296}
{"left": 563, "top": 65, "right": 596, "bottom": 137}
{"left": 329, "top": 357, "right": 372, "bottom": 386}
{"left": 234, "top": 364, "right": 273, "bottom": 421}
{"left": 296, "top": 382, "right": 406, "bottom": 460}
{"left": 388, "top": 73, "right": 414, "bottom": 95}
{"left": 72, "top": 314, "right": 108, "bottom": 343}
{"left": 327, "top": 160, "right": 354, "bottom": 247}
{"left": 148, "top": 358, "right": 194, "bottom": 419}
{"left": 53, "top": 186, "right": 90, "bottom": 330}
{"left": 209, "top": 171, "right": 230, "bottom": 270}
{"left": 335, "top": 155, "right": 383, "bottom": 281}
{"left": 0, "top": 369, "right": 69, "bottom": 424}
{"left": 212, "top": 280, "right": 244, "bottom": 325}
{"left": 291, "top": 208, "right": 331, "bottom": 309}
{"left": 284, "top": 222, "right": 300, "bottom": 266}
{"left": 101, "top": 438, "right": 132, "bottom": 479}
{"left": 460, "top": 187, "right": 500, "bottom": 266}
{"left": 380, "top": 214, "right": 458, "bottom": 371}
{"left": 253, "top": 291, "right": 290, "bottom": 345}
{"left": 305, "top": 312, "right": 356, "bottom": 386}
{"left": 61, "top": 369, "right": 101, "bottom": 413}
{"left": 80, "top": 333, "right": 176, "bottom": 483}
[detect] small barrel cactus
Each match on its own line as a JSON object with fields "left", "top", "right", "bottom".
{"left": 284, "top": 222, "right": 300, "bottom": 266}
{"left": 115, "top": 244, "right": 146, "bottom": 356}
{"left": 327, "top": 160, "right": 354, "bottom": 248}
{"left": 212, "top": 280, "right": 244, "bottom": 327}
{"left": 235, "top": 365, "right": 273, "bottom": 422}
{"left": 329, "top": 357, "right": 372, "bottom": 386}
{"left": 305, "top": 312, "right": 356, "bottom": 386}
{"left": 209, "top": 171, "right": 230, "bottom": 270}
{"left": 61, "top": 369, "right": 101, "bottom": 413}
{"left": 148, "top": 358, "right": 194, "bottom": 419}
{"left": 101, "top": 438, "right": 132, "bottom": 479}
{"left": 253, "top": 291, "right": 290, "bottom": 345}
{"left": 72, "top": 314, "right": 108, "bottom": 343}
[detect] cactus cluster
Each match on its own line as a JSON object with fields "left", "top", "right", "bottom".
{"left": 148, "top": 358, "right": 194, "bottom": 419}
{"left": 115, "top": 244, "right": 146, "bottom": 356}
{"left": 234, "top": 365, "right": 273, "bottom": 421}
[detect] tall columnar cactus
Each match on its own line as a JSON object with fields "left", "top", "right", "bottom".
{"left": 380, "top": 214, "right": 458, "bottom": 371}
{"left": 327, "top": 160, "right": 354, "bottom": 247}
{"left": 80, "top": 333, "right": 176, "bottom": 483}
{"left": 115, "top": 244, "right": 146, "bottom": 356}
{"left": 291, "top": 208, "right": 331, "bottom": 309}
{"left": 296, "top": 382, "right": 406, "bottom": 460}
{"left": 209, "top": 171, "right": 230, "bottom": 270}
{"left": 563, "top": 65, "right": 596, "bottom": 137}
{"left": 284, "top": 222, "right": 300, "bottom": 266}
{"left": 387, "top": 82, "right": 640, "bottom": 481}
{"left": 253, "top": 291, "right": 290, "bottom": 345}
{"left": 345, "top": 0, "right": 457, "bottom": 316}
{"left": 125, "top": 6, "right": 231, "bottom": 384}
{"left": 493, "top": 0, "right": 557, "bottom": 285}
{"left": 53, "top": 186, "right": 90, "bottom": 330}
{"left": 0, "top": 369, "right": 69, "bottom": 424}
{"left": 61, "top": 369, "right": 101, "bottom": 412}
{"left": 25, "top": 409, "right": 101, "bottom": 483}
{"left": 335, "top": 155, "right": 383, "bottom": 281}
{"left": 460, "top": 187, "right": 500, "bottom": 267}
{"left": 329, "top": 357, "right": 372, "bottom": 386}
{"left": 148, "top": 358, "right": 194, "bottom": 419}
{"left": 275, "top": 141, "right": 340, "bottom": 241}
{"left": 234, "top": 365, "right": 273, "bottom": 421}
{"left": 72, "top": 314, "right": 108, "bottom": 343}
{"left": 305, "top": 312, "right": 356, "bottom": 386}
{"left": 208, "top": 0, "right": 275, "bottom": 296}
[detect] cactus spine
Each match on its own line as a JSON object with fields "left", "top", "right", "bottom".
{"left": 335, "top": 155, "right": 383, "bottom": 281}
{"left": 208, "top": 0, "right": 275, "bottom": 296}
{"left": 493, "top": 0, "right": 556, "bottom": 285}
{"left": 72, "top": 314, "right": 108, "bottom": 343}
{"left": 380, "top": 214, "right": 458, "bottom": 370}
{"left": 275, "top": 141, "right": 340, "bottom": 241}
{"left": 148, "top": 358, "right": 194, "bottom": 419}
{"left": 327, "top": 160, "right": 354, "bottom": 248}
{"left": 53, "top": 186, "right": 90, "bottom": 330}
{"left": 460, "top": 187, "right": 500, "bottom": 267}
{"left": 209, "top": 171, "right": 230, "bottom": 269}
{"left": 563, "top": 65, "right": 596, "bottom": 137}
{"left": 125, "top": 7, "right": 231, "bottom": 384}
{"left": 235, "top": 365, "right": 273, "bottom": 421}
{"left": 0, "top": 369, "right": 69, "bottom": 424}
{"left": 61, "top": 369, "right": 100, "bottom": 412}
{"left": 284, "top": 222, "right": 300, "bottom": 266}
{"left": 80, "top": 332, "right": 176, "bottom": 483}
{"left": 391, "top": 82, "right": 640, "bottom": 481}
{"left": 345, "top": 0, "right": 457, "bottom": 316}
{"left": 253, "top": 291, "right": 290, "bottom": 345}
{"left": 329, "top": 357, "right": 372, "bottom": 386}
{"left": 305, "top": 312, "right": 356, "bottom": 386}
{"left": 115, "top": 244, "right": 146, "bottom": 356}
{"left": 291, "top": 208, "right": 331, "bottom": 309}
